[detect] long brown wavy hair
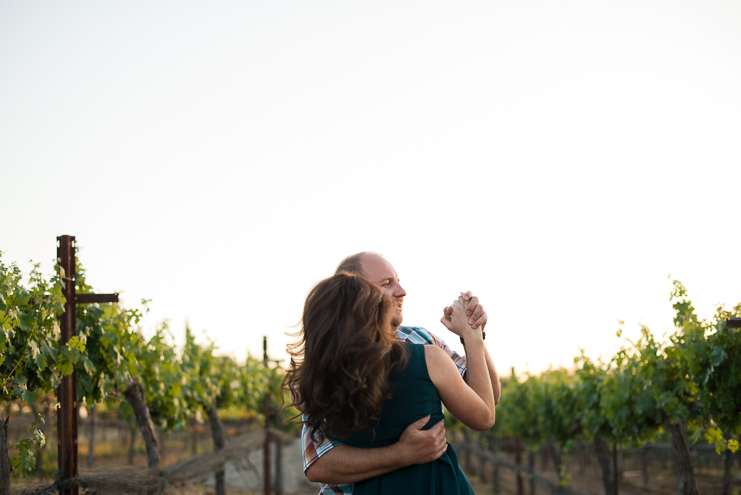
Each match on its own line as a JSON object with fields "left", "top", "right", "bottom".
{"left": 284, "top": 271, "right": 408, "bottom": 440}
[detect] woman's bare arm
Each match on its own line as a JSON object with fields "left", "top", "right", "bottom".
{"left": 427, "top": 299, "right": 496, "bottom": 430}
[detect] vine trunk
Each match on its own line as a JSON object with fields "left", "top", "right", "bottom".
{"left": 594, "top": 435, "right": 616, "bottom": 495}
{"left": 123, "top": 381, "right": 160, "bottom": 468}
{"left": 664, "top": 419, "right": 698, "bottom": 495}
{"left": 0, "top": 414, "right": 10, "bottom": 495}
{"left": 206, "top": 402, "right": 227, "bottom": 495}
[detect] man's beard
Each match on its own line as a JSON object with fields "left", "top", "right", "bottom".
{"left": 391, "top": 313, "right": 403, "bottom": 329}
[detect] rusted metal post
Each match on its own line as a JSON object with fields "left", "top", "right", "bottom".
{"left": 57, "top": 235, "right": 79, "bottom": 495}
{"left": 263, "top": 336, "right": 271, "bottom": 495}
{"left": 56, "top": 236, "right": 119, "bottom": 493}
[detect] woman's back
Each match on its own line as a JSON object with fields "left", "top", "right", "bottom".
{"left": 339, "top": 343, "right": 474, "bottom": 495}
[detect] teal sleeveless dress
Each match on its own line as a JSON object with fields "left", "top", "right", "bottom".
{"left": 339, "top": 343, "right": 475, "bottom": 495}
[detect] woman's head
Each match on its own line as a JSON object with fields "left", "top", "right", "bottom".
{"left": 285, "top": 271, "right": 408, "bottom": 440}
{"left": 303, "top": 271, "right": 395, "bottom": 353}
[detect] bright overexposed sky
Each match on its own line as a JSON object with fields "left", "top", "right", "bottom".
{"left": 2, "top": 0, "right": 740, "bottom": 375}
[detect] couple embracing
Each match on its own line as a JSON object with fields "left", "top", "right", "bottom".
{"left": 286, "top": 252, "right": 501, "bottom": 495}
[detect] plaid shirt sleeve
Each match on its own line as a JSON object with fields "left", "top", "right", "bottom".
{"left": 395, "top": 326, "right": 467, "bottom": 377}
{"left": 302, "top": 420, "right": 352, "bottom": 494}
{"left": 302, "top": 420, "right": 340, "bottom": 473}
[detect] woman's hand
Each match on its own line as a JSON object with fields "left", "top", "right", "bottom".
{"left": 442, "top": 291, "right": 488, "bottom": 330}
{"left": 440, "top": 296, "right": 481, "bottom": 341}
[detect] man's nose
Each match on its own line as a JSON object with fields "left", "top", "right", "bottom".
{"left": 394, "top": 283, "right": 407, "bottom": 298}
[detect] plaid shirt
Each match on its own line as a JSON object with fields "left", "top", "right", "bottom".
{"left": 302, "top": 326, "right": 467, "bottom": 495}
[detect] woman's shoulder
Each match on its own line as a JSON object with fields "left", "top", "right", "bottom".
{"left": 403, "top": 342, "right": 450, "bottom": 369}
{"left": 423, "top": 343, "right": 459, "bottom": 382}
{"left": 393, "top": 342, "right": 429, "bottom": 378}
{"left": 396, "top": 343, "right": 453, "bottom": 381}
{"left": 423, "top": 342, "right": 449, "bottom": 361}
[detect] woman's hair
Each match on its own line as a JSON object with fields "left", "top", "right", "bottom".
{"left": 284, "top": 271, "right": 408, "bottom": 440}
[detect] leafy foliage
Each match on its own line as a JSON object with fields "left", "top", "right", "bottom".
{"left": 452, "top": 280, "right": 740, "bottom": 491}
{"left": 0, "top": 257, "right": 66, "bottom": 404}
{"left": 1, "top": 250, "right": 297, "bottom": 480}
{"left": 668, "top": 281, "right": 741, "bottom": 453}
{"left": 74, "top": 261, "right": 143, "bottom": 405}
{"left": 0, "top": 255, "right": 68, "bottom": 471}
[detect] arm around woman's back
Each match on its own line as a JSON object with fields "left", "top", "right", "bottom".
{"left": 305, "top": 415, "right": 448, "bottom": 484}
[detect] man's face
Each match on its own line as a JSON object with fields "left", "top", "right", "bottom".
{"left": 359, "top": 255, "right": 407, "bottom": 328}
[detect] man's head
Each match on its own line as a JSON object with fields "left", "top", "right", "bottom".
{"left": 335, "top": 252, "right": 407, "bottom": 328}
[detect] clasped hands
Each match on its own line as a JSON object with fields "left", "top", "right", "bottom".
{"left": 440, "top": 291, "right": 487, "bottom": 341}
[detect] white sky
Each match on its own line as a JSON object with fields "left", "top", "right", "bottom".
{"left": 2, "top": 0, "right": 740, "bottom": 376}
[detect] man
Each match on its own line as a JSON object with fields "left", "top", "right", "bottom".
{"left": 302, "top": 252, "right": 501, "bottom": 494}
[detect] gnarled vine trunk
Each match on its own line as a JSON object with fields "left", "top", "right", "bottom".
{"left": 594, "top": 435, "right": 617, "bottom": 495}
{"left": 546, "top": 441, "right": 564, "bottom": 485}
{"left": 206, "top": 402, "right": 227, "bottom": 495}
{"left": 664, "top": 419, "right": 698, "bottom": 495}
{"left": 515, "top": 435, "right": 524, "bottom": 495}
{"left": 123, "top": 381, "right": 160, "bottom": 468}
{"left": 488, "top": 436, "right": 500, "bottom": 494}
{"left": 722, "top": 445, "right": 732, "bottom": 495}
{"left": 0, "top": 414, "right": 10, "bottom": 495}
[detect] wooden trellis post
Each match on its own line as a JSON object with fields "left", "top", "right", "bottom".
{"left": 515, "top": 436, "right": 524, "bottom": 495}
{"left": 57, "top": 236, "right": 119, "bottom": 495}
{"left": 263, "top": 335, "right": 271, "bottom": 495}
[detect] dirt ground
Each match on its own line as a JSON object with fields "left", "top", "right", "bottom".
{"left": 461, "top": 455, "right": 741, "bottom": 495}
{"left": 10, "top": 424, "right": 317, "bottom": 495}
{"left": 9, "top": 422, "right": 740, "bottom": 495}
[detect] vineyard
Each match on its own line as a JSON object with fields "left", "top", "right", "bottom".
{"left": 1, "top": 237, "right": 296, "bottom": 495}
{"left": 447, "top": 280, "right": 741, "bottom": 495}
{"left": 1, "top": 236, "right": 740, "bottom": 495}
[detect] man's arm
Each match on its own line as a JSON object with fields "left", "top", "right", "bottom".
{"left": 463, "top": 343, "right": 501, "bottom": 404}
{"left": 305, "top": 415, "right": 447, "bottom": 484}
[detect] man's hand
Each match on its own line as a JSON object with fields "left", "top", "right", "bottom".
{"left": 442, "top": 291, "right": 487, "bottom": 330}
{"left": 305, "top": 416, "right": 448, "bottom": 484}
{"left": 396, "top": 415, "right": 448, "bottom": 465}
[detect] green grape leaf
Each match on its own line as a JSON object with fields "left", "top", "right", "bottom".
{"left": 709, "top": 346, "right": 727, "bottom": 366}
{"left": 13, "top": 435, "right": 37, "bottom": 471}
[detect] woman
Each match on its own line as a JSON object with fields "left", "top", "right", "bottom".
{"left": 286, "top": 272, "right": 495, "bottom": 494}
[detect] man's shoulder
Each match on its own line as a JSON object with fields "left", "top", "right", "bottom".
{"left": 396, "top": 326, "right": 439, "bottom": 345}
{"left": 397, "top": 326, "right": 467, "bottom": 373}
